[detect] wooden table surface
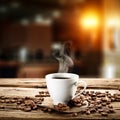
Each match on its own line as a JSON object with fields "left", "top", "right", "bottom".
{"left": 0, "top": 78, "right": 120, "bottom": 120}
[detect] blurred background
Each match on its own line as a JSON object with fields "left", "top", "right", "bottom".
{"left": 0, "top": 0, "right": 120, "bottom": 78}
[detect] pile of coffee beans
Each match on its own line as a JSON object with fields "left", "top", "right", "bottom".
{"left": 0, "top": 96, "right": 44, "bottom": 112}
{"left": 35, "top": 91, "right": 50, "bottom": 97}
{"left": 50, "top": 91, "right": 120, "bottom": 116}
{"left": 17, "top": 97, "right": 44, "bottom": 112}
{"left": 54, "top": 103, "right": 70, "bottom": 111}
{"left": 80, "top": 91, "right": 118, "bottom": 116}
{"left": 0, "top": 90, "right": 120, "bottom": 117}
{"left": 68, "top": 95, "right": 85, "bottom": 107}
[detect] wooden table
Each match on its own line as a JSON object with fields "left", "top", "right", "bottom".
{"left": 0, "top": 78, "right": 120, "bottom": 120}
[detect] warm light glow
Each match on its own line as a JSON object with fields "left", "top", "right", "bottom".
{"left": 106, "top": 18, "right": 120, "bottom": 27}
{"left": 80, "top": 12, "right": 100, "bottom": 29}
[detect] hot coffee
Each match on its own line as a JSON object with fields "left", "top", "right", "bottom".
{"left": 45, "top": 73, "right": 87, "bottom": 105}
{"left": 52, "top": 77, "right": 71, "bottom": 79}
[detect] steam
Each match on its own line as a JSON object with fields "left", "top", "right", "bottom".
{"left": 54, "top": 42, "right": 74, "bottom": 73}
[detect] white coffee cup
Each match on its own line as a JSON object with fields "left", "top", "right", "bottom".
{"left": 45, "top": 73, "right": 87, "bottom": 105}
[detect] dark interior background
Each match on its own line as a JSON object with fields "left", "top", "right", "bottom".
{"left": 0, "top": 0, "right": 104, "bottom": 78}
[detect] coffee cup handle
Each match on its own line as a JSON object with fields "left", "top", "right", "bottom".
{"left": 73, "top": 80, "right": 87, "bottom": 99}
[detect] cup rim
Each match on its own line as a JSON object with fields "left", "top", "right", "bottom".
{"left": 45, "top": 73, "right": 79, "bottom": 80}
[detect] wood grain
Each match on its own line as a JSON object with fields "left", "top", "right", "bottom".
{"left": 0, "top": 78, "right": 120, "bottom": 89}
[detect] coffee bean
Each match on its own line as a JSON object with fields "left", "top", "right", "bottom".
{"left": 18, "top": 105, "right": 24, "bottom": 110}
{"left": 61, "top": 107, "right": 68, "bottom": 111}
{"left": 74, "top": 103, "right": 82, "bottom": 107}
{"left": 20, "top": 103, "right": 25, "bottom": 107}
{"left": 18, "top": 98, "right": 23, "bottom": 102}
{"left": 102, "top": 103, "right": 107, "bottom": 106}
{"left": 98, "top": 109, "right": 103, "bottom": 113}
{"left": 91, "top": 94, "right": 96, "bottom": 97}
{"left": 114, "top": 94, "right": 120, "bottom": 100}
{"left": 54, "top": 105, "right": 59, "bottom": 110}
{"left": 107, "top": 95, "right": 112, "bottom": 98}
{"left": 96, "top": 99, "right": 101, "bottom": 104}
{"left": 72, "top": 112, "right": 78, "bottom": 117}
{"left": 23, "top": 107, "right": 31, "bottom": 112}
{"left": 101, "top": 98, "right": 107, "bottom": 102}
{"left": 86, "top": 110, "right": 91, "bottom": 115}
{"left": 17, "top": 101, "right": 21, "bottom": 104}
{"left": 32, "top": 105, "right": 38, "bottom": 110}
{"left": 43, "top": 108, "right": 48, "bottom": 111}
{"left": 111, "top": 97, "right": 115, "bottom": 102}
{"left": 101, "top": 112, "right": 108, "bottom": 116}
{"left": 34, "top": 99, "right": 41, "bottom": 104}
{"left": 35, "top": 95, "right": 41, "bottom": 97}
{"left": 39, "top": 91, "right": 42, "bottom": 94}
{"left": 47, "top": 108, "right": 52, "bottom": 112}
{"left": 24, "top": 100, "right": 33, "bottom": 106}
{"left": 39, "top": 94, "right": 44, "bottom": 97}
{"left": 90, "top": 91, "right": 95, "bottom": 94}
{"left": 11, "top": 99, "right": 16, "bottom": 103}
{"left": 1, "top": 96, "right": 6, "bottom": 99}
{"left": 0, "top": 105, "right": 5, "bottom": 109}
{"left": 41, "top": 91, "right": 44, "bottom": 94}
{"left": 108, "top": 105, "right": 113, "bottom": 108}
{"left": 109, "top": 109, "right": 115, "bottom": 113}
{"left": 39, "top": 97, "right": 44, "bottom": 101}
{"left": 106, "top": 98, "right": 111, "bottom": 103}
{"left": 1, "top": 100, "right": 5, "bottom": 103}
{"left": 86, "top": 91, "right": 89, "bottom": 94}
{"left": 90, "top": 101, "right": 95, "bottom": 104}
{"left": 58, "top": 103, "right": 64, "bottom": 108}
{"left": 25, "top": 97, "right": 31, "bottom": 99}
{"left": 89, "top": 104, "right": 94, "bottom": 108}
{"left": 90, "top": 108, "right": 96, "bottom": 113}
{"left": 97, "top": 93, "right": 105, "bottom": 97}
{"left": 0, "top": 96, "right": 4, "bottom": 99}
{"left": 97, "top": 104, "right": 102, "bottom": 109}
{"left": 92, "top": 97, "right": 96, "bottom": 100}
{"left": 105, "top": 91, "right": 109, "bottom": 94}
